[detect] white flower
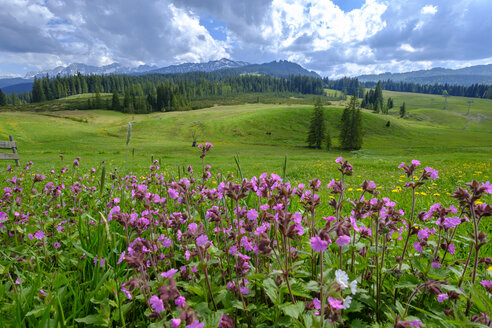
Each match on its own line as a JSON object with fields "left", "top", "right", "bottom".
{"left": 343, "top": 296, "right": 352, "bottom": 309}
{"left": 350, "top": 280, "right": 357, "bottom": 295}
{"left": 335, "top": 269, "right": 349, "bottom": 289}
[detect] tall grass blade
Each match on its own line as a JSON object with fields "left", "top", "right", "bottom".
{"left": 234, "top": 153, "right": 243, "bottom": 180}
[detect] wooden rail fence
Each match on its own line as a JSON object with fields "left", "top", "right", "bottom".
{"left": 0, "top": 136, "right": 20, "bottom": 166}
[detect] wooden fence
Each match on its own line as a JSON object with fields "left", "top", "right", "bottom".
{"left": 0, "top": 136, "right": 20, "bottom": 166}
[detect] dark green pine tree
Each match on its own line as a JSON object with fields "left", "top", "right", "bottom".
{"left": 94, "top": 87, "right": 102, "bottom": 108}
{"left": 374, "top": 81, "right": 383, "bottom": 112}
{"left": 31, "top": 77, "right": 46, "bottom": 103}
{"left": 112, "top": 88, "right": 120, "bottom": 110}
{"left": 400, "top": 102, "right": 406, "bottom": 118}
{"left": 350, "top": 97, "right": 363, "bottom": 150}
{"left": 307, "top": 97, "right": 325, "bottom": 149}
{"left": 0, "top": 88, "right": 7, "bottom": 106}
{"left": 325, "top": 128, "right": 331, "bottom": 150}
{"left": 340, "top": 98, "right": 353, "bottom": 150}
{"left": 340, "top": 94, "right": 363, "bottom": 150}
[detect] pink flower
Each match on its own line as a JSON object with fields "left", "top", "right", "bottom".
{"left": 171, "top": 318, "right": 181, "bottom": 328}
{"left": 437, "top": 293, "right": 448, "bottom": 302}
{"left": 424, "top": 167, "right": 439, "bottom": 179}
{"left": 39, "top": 289, "right": 47, "bottom": 296}
{"left": 411, "top": 159, "right": 421, "bottom": 166}
{"left": 34, "top": 230, "right": 45, "bottom": 240}
{"left": 310, "top": 236, "right": 328, "bottom": 252}
{"left": 410, "top": 320, "right": 423, "bottom": 328}
{"left": 196, "top": 234, "right": 208, "bottom": 247}
{"left": 117, "top": 251, "right": 126, "bottom": 264}
{"left": 398, "top": 162, "right": 405, "bottom": 169}
{"left": 150, "top": 295, "right": 164, "bottom": 313}
{"left": 240, "top": 287, "right": 249, "bottom": 295}
{"left": 448, "top": 243, "right": 455, "bottom": 255}
{"left": 247, "top": 209, "right": 258, "bottom": 221}
{"left": 121, "top": 286, "right": 132, "bottom": 299}
{"left": 431, "top": 262, "right": 441, "bottom": 269}
{"left": 175, "top": 296, "right": 186, "bottom": 307}
{"left": 481, "top": 181, "right": 491, "bottom": 194}
{"left": 335, "top": 157, "right": 343, "bottom": 163}
{"left": 161, "top": 269, "right": 178, "bottom": 278}
{"left": 413, "top": 242, "right": 423, "bottom": 253}
{"left": 328, "top": 297, "right": 344, "bottom": 309}
{"left": 313, "top": 297, "right": 321, "bottom": 310}
{"left": 443, "top": 216, "right": 461, "bottom": 229}
{"left": 186, "top": 321, "right": 204, "bottom": 328}
{"left": 336, "top": 235, "right": 351, "bottom": 247}
{"left": 168, "top": 188, "right": 179, "bottom": 199}
{"left": 480, "top": 280, "right": 492, "bottom": 293}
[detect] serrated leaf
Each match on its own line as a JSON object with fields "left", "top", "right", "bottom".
{"left": 302, "top": 313, "right": 313, "bottom": 328}
{"left": 350, "top": 318, "right": 368, "bottom": 328}
{"left": 263, "top": 278, "right": 279, "bottom": 305}
{"left": 280, "top": 301, "right": 305, "bottom": 319}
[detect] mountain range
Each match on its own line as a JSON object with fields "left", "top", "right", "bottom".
{"left": 357, "top": 64, "right": 492, "bottom": 86}
{"left": 0, "top": 59, "right": 320, "bottom": 93}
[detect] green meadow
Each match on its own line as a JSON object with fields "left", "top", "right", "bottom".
{"left": 1, "top": 90, "right": 490, "bottom": 234}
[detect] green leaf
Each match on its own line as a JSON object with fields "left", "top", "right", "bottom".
{"left": 263, "top": 278, "right": 279, "bottom": 305}
{"left": 25, "top": 306, "right": 47, "bottom": 318}
{"left": 280, "top": 301, "right": 305, "bottom": 319}
{"left": 470, "top": 285, "right": 492, "bottom": 313}
{"left": 205, "top": 311, "right": 223, "bottom": 328}
{"left": 350, "top": 319, "right": 368, "bottom": 328}
{"left": 74, "top": 314, "right": 109, "bottom": 326}
{"left": 302, "top": 313, "right": 313, "bottom": 328}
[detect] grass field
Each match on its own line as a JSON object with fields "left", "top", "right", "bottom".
{"left": 1, "top": 91, "right": 491, "bottom": 327}
{"left": 1, "top": 91, "right": 490, "bottom": 224}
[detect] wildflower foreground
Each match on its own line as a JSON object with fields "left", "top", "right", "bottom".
{"left": 0, "top": 145, "right": 491, "bottom": 328}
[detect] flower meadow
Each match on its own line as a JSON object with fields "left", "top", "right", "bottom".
{"left": 0, "top": 145, "right": 491, "bottom": 328}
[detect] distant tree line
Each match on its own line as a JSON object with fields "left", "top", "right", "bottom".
{"left": 25, "top": 72, "right": 324, "bottom": 113}
{"left": 364, "top": 80, "right": 492, "bottom": 99}
{"left": 323, "top": 77, "right": 365, "bottom": 97}
{"left": 360, "top": 81, "right": 393, "bottom": 114}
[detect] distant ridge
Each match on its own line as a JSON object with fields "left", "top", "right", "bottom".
{"left": 358, "top": 64, "right": 492, "bottom": 86}
{"left": 145, "top": 58, "right": 249, "bottom": 74}
{"left": 223, "top": 60, "right": 320, "bottom": 78}
{"left": 1, "top": 59, "right": 320, "bottom": 93}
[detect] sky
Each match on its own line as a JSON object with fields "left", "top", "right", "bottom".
{"left": 1, "top": 0, "right": 492, "bottom": 78}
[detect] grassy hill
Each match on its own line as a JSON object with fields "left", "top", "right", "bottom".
{"left": 0, "top": 91, "right": 490, "bottom": 176}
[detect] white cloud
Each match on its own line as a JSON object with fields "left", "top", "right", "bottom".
{"left": 400, "top": 43, "right": 417, "bottom": 52}
{"left": 169, "top": 4, "right": 229, "bottom": 63}
{"left": 261, "top": 0, "right": 387, "bottom": 52}
{"left": 421, "top": 5, "right": 438, "bottom": 15}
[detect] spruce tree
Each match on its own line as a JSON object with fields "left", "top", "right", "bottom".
{"left": 350, "top": 101, "right": 363, "bottom": 150}
{"left": 400, "top": 102, "right": 406, "bottom": 118}
{"left": 94, "top": 87, "right": 102, "bottom": 108}
{"left": 0, "top": 89, "right": 6, "bottom": 106}
{"left": 340, "top": 99, "right": 353, "bottom": 150}
{"left": 340, "top": 94, "right": 363, "bottom": 150}
{"left": 326, "top": 128, "right": 331, "bottom": 150}
{"left": 307, "top": 97, "right": 325, "bottom": 149}
{"left": 31, "top": 77, "right": 46, "bottom": 103}
{"left": 112, "top": 89, "right": 120, "bottom": 110}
